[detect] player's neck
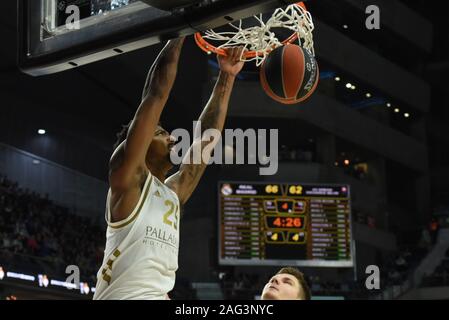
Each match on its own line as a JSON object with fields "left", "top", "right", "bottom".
{"left": 148, "top": 166, "right": 168, "bottom": 183}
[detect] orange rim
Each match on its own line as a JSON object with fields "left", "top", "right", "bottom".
{"left": 194, "top": 2, "right": 307, "bottom": 58}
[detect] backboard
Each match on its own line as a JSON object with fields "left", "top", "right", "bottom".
{"left": 18, "top": 0, "right": 299, "bottom": 76}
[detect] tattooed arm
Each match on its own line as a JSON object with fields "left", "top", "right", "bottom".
{"left": 165, "top": 47, "right": 245, "bottom": 206}
{"left": 109, "top": 38, "right": 185, "bottom": 222}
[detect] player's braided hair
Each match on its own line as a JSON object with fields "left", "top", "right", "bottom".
{"left": 113, "top": 120, "right": 163, "bottom": 151}
{"left": 113, "top": 120, "right": 132, "bottom": 151}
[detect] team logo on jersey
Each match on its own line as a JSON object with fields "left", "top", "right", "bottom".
{"left": 144, "top": 226, "right": 178, "bottom": 248}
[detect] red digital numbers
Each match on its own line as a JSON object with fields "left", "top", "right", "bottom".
{"left": 271, "top": 217, "right": 303, "bottom": 228}
{"left": 273, "top": 217, "right": 282, "bottom": 227}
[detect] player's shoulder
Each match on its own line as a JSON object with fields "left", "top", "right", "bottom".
{"left": 109, "top": 142, "right": 150, "bottom": 185}
{"left": 109, "top": 155, "right": 149, "bottom": 192}
{"left": 109, "top": 143, "right": 124, "bottom": 172}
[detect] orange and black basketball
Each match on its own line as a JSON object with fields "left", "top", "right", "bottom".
{"left": 260, "top": 44, "right": 319, "bottom": 104}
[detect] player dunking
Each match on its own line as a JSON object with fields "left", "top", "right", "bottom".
{"left": 93, "top": 37, "right": 245, "bottom": 300}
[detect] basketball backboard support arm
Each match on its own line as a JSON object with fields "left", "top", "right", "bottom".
{"left": 18, "top": 0, "right": 300, "bottom": 76}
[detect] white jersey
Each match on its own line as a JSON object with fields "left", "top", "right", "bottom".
{"left": 93, "top": 174, "right": 180, "bottom": 300}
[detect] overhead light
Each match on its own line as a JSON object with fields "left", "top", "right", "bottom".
{"left": 394, "top": 108, "right": 400, "bottom": 113}
{"left": 344, "top": 159, "right": 350, "bottom": 166}
{"left": 404, "top": 113, "right": 410, "bottom": 118}
{"left": 334, "top": 162, "right": 339, "bottom": 166}
{"left": 335, "top": 76, "right": 341, "bottom": 82}
{"left": 386, "top": 103, "right": 392, "bottom": 108}
{"left": 38, "top": 129, "right": 46, "bottom": 135}
{"left": 346, "top": 83, "right": 352, "bottom": 89}
{"left": 343, "top": 25, "right": 348, "bottom": 29}
{"left": 366, "top": 93, "right": 372, "bottom": 98}
{"left": 351, "top": 85, "right": 356, "bottom": 90}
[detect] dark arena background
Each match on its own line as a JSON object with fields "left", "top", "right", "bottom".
{"left": 1, "top": 0, "right": 449, "bottom": 302}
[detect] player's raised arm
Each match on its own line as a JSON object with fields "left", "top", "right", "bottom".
{"left": 108, "top": 38, "right": 185, "bottom": 224}
{"left": 165, "top": 47, "right": 245, "bottom": 205}
{"left": 111, "top": 37, "right": 185, "bottom": 190}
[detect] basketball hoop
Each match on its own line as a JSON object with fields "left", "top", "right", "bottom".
{"left": 194, "top": 2, "right": 315, "bottom": 66}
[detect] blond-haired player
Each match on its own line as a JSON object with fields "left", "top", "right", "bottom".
{"left": 261, "top": 267, "right": 311, "bottom": 300}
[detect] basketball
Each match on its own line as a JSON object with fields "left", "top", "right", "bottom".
{"left": 260, "top": 44, "right": 319, "bottom": 104}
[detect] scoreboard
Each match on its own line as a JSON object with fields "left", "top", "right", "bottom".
{"left": 218, "top": 182, "right": 353, "bottom": 267}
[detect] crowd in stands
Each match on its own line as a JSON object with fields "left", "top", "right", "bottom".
{"left": 382, "top": 245, "right": 428, "bottom": 287}
{"left": 420, "top": 211, "right": 449, "bottom": 288}
{"left": 0, "top": 174, "right": 196, "bottom": 299}
{"left": 1, "top": 172, "right": 448, "bottom": 299}
{"left": 219, "top": 272, "right": 264, "bottom": 300}
{"left": 218, "top": 271, "right": 373, "bottom": 300}
{"left": 338, "top": 162, "right": 368, "bottom": 180}
{"left": 421, "top": 248, "right": 449, "bottom": 287}
{"left": 218, "top": 229, "right": 434, "bottom": 300}
{"left": 0, "top": 174, "right": 104, "bottom": 285}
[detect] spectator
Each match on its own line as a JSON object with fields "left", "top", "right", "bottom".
{"left": 429, "top": 218, "right": 440, "bottom": 245}
{"left": 395, "top": 254, "right": 408, "bottom": 272}
{"left": 2, "top": 233, "right": 12, "bottom": 249}
{"left": 26, "top": 235, "right": 38, "bottom": 254}
{"left": 367, "top": 215, "right": 376, "bottom": 228}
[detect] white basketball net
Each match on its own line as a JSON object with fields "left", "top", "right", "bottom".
{"left": 201, "top": 3, "right": 315, "bottom": 66}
